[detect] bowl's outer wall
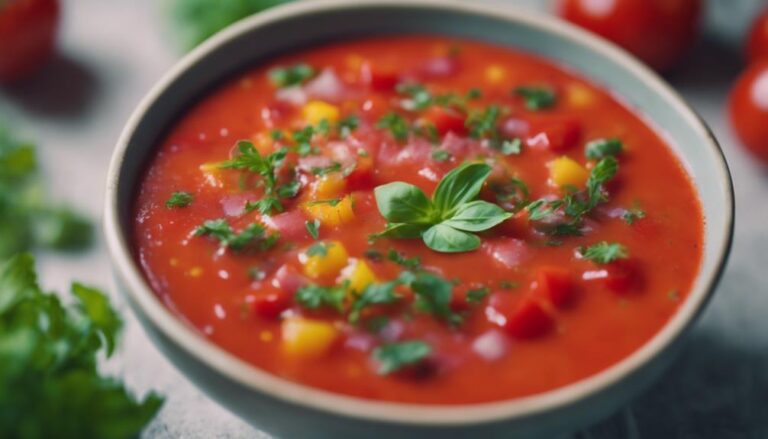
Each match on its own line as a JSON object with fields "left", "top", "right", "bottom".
{"left": 112, "top": 3, "right": 732, "bottom": 438}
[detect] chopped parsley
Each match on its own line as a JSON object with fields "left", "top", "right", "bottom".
{"left": 363, "top": 248, "right": 384, "bottom": 262}
{"left": 431, "top": 149, "right": 451, "bottom": 162}
{"left": 295, "top": 283, "right": 347, "bottom": 312}
{"left": 514, "top": 86, "right": 556, "bottom": 110}
{"left": 466, "top": 105, "right": 500, "bottom": 139}
{"left": 194, "top": 219, "right": 279, "bottom": 252}
{"left": 409, "top": 271, "right": 463, "bottom": 326}
{"left": 338, "top": 115, "right": 360, "bottom": 138}
{"left": 585, "top": 138, "right": 623, "bottom": 160}
{"left": 165, "top": 191, "right": 193, "bottom": 208}
{"left": 623, "top": 207, "right": 646, "bottom": 225}
{"left": 580, "top": 241, "right": 629, "bottom": 264}
{"left": 268, "top": 63, "right": 315, "bottom": 88}
{"left": 348, "top": 280, "right": 402, "bottom": 323}
{"left": 305, "top": 198, "right": 342, "bottom": 207}
{"left": 310, "top": 162, "right": 342, "bottom": 176}
{"left": 499, "top": 138, "right": 522, "bottom": 156}
{"left": 376, "top": 113, "right": 410, "bottom": 142}
{"left": 305, "top": 219, "right": 320, "bottom": 240}
{"left": 372, "top": 340, "right": 432, "bottom": 375}
{"left": 306, "top": 241, "right": 332, "bottom": 257}
{"left": 387, "top": 249, "right": 421, "bottom": 269}
{"left": 466, "top": 287, "right": 490, "bottom": 304}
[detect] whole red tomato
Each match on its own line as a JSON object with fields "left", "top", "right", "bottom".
{"left": 747, "top": 9, "right": 768, "bottom": 62}
{"left": 0, "top": 0, "right": 60, "bottom": 83}
{"left": 558, "top": 0, "right": 702, "bottom": 71}
{"left": 729, "top": 60, "right": 768, "bottom": 164}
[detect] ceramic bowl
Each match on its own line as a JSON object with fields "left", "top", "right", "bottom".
{"left": 104, "top": 1, "right": 734, "bottom": 437}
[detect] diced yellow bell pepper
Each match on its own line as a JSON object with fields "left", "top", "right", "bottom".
{"left": 281, "top": 317, "right": 339, "bottom": 358}
{"left": 302, "top": 101, "right": 340, "bottom": 125}
{"left": 485, "top": 65, "right": 507, "bottom": 84}
{"left": 549, "top": 156, "right": 589, "bottom": 188}
{"left": 566, "top": 83, "right": 596, "bottom": 109}
{"left": 302, "top": 195, "right": 355, "bottom": 227}
{"left": 313, "top": 173, "right": 347, "bottom": 200}
{"left": 341, "top": 259, "right": 378, "bottom": 294}
{"left": 302, "top": 240, "right": 349, "bottom": 279}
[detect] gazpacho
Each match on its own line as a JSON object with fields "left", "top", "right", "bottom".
{"left": 133, "top": 36, "right": 703, "bottom": 404}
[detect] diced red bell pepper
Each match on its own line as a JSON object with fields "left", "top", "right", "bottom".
{"left": 583, "top": 259, "right": 642, "bottom": 295}
{"left": 360, "top": 62, "right": 398, "bottom": 91}
{"left": 251, "top": 291, "right": 292, "bottom": 320}
{"left": 535, "top": 266, "right": 577, "bottom": 309}
{"left": 525, "top": 117, "right": 581, "bottom": 152}
{"left": 423, "top": 106, "right": 467, "bottom": 136}
{"left": 345, "top": 154, "right": 375, "bottom": 191}
{"left": 504, "top": 297, "right": 555, "bottom": 339}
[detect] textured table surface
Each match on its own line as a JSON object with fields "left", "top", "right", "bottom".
{"left": 2, "top": 1, "right": 767, "bottom": 438}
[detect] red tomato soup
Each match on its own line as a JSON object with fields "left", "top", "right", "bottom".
{"left": 133, "top": 36, "right": 703, "bottom": 404}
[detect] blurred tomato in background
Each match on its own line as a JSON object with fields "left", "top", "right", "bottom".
{"left": 0, "top": 0, "right": 60, "bottom": 83}
{"left": 746, "top": 8, "right": 768, "bottom": 63}
{"left": 729, "top": 61, "right": 768, "bottom": 164}
{"left": 558, "top": 0, "right": 702, "bottom": 72}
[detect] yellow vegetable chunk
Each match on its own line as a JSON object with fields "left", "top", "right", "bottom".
{"left": 549, "top": 156, "right": 589, "bottom": 188}
{"left": 313, "top": 173, "right": 347, "bottom": 199}
{"left": 302, "top": 100, "right": 340, "bottom": 125}
{"left": 302, "top": 195, "right": 355, "bottom": 227}
{"left": 566, "top": 82, "right": 597, "bottom": 109}
{"left": 484, "top": 65, "right": 507, "bottom": 84}
{"left": 302, "top": 240, "right": 349, "bottom": 279}
{"left": 341, "top": 259, "right": 378, "bottom": 294}
{"left": 281, "top": 317, "right": 339, "bottom": 358}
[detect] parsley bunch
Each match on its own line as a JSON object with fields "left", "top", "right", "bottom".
{"left": 373, "top": 163, "right": 511, "bottom": 253}
{"left": 0, "top": 124, "right": 92, "bottom": 258}
{"left": 0, "top": 254, "right": 162, "bottom": 438}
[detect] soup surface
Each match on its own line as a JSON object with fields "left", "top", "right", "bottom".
{"left": 133, "top": 36, "right": 703, "bottom": 404}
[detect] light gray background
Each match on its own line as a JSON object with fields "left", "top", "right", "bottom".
{"left": 1, "top": 0, "right": 766, "bottom": 437}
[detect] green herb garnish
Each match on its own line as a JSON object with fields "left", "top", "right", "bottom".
{"left": 431, "top": 149, "right": 451, "bottom": 162}
{"left": 409, "top": 271, "right": 463, "bottom": 325}
{"left": 268, "top": 63, "right": 315, "bottom": 88}
{"left": 338, "top": 115, "right": 360, "bottom": 138}
{"left": 194, "top": 219, "right": 279, "bottom": 252}
{"left": 165, "top": 191, "right": 194, "bottom": 208}
{"left": 466, "top": 286, "right": 490, "bottom": 304}
{"left": 373, "top": 163, "right": 512, "bottom": 253}
{"left": 585, "top": 138, "right": 623, "bottom": 159}
{"left": 386, "top": 249, "right": 421, "bottom": 269}
{"left": 514, "top": 86, "right": 556, "bottom": 110}
{"left": 295, "top": 283, "right": 347, "bottom": 312}
{"left": 305, "top": 219, "right": 320, "bottom": 240}
{"left": 306, "top": 241, "right": 332, "bottom": 257}
{"left": 372, "top": 340, "right": 432, "bottom": 375}
{"left": 580, "top": 241, "right": 629, "bottom": 264}
{"left": 623, "top": 207, "right": 646, "bottom": 225}
{"left": 348, "top": 281, "right": 402, "bottom": 323}
{"left": 376, "top": 113, "right": 410, "bottom": 142}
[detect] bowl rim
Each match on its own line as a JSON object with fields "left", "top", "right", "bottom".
{"left": 104, "top": 0, "right": 734, "bottom": 426}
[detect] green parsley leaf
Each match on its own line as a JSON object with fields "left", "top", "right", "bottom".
{"left": 268, "top": 63, "right": 315, "bottom": 88}
{"left": 306, "top": 241, "right": 332, "bottom": 257}
{"left": 373, "top": 340, "right": 432, "bottom": 375}
{"left": 338, "top": 115, "right": 360, "bottom": 138}
{"left": 305, "top": 219, "right": 320, "bottom": 240}
{"left": 409, "top": 271, "right": 463, "bottom": 325}
{"left": 376, "top": 112, "right": 410, "bottom": 142}
{"left": 466, "top": 105, "right": 500, "bottom": 139}
{"left": 396, "top": 83, "right": 433, "bottom": 110}
{"left": 585, "top": 138, "right": 623, "bottom": 160}
{"left": 295, "top": 283, "right": 346, "bottom": 312}
{"left": 580, "top": 241, "right": 629, "bottom": 264}
{"left": 514, "top": 86, "right": 556, "bottom": 110}
{"left": 466, "top": 286, "right": 490, "bottom": 304}
{"left": 348, "top": 281, "right": 402, "bottom": 323}
{"left": 305, "top": 198, "right": 341, "bottom": 207}
{"left": 310, "top": 162, "right": 342, "bottom": 176}
{"left": 499, "top": 138, "right": 522, "bottom": 155}
{"left": 0, "top": 254, "right": 162, "bottom": 437}
{"left": 386, "top": 249, "right": 421, "bottom": 269}
{"left": 623, "top": 207, "right": 646, "bottom": 225}
{"left": 165, "top": 191, "right": 193, "bottom": 208}
{"left": 431, "top": 149, "right": 451, "bottom": 162}
{"left": 194, "top": 219, "right": 278, "bottom": 252}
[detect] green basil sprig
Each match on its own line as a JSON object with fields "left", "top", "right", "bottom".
{"left": 373, "top": 163, "right": 511, "bottom": 253}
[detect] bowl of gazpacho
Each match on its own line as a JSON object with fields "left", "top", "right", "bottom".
{"left": 105, "top": 1, "right": 734, "bottom": 437}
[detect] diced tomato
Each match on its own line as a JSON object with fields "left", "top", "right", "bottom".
{"left": 495, "top": 211, "right": 530, "bottom": 237}
{"left": 535, "top": 266, "right": 577, "bottom": 309}
{"left": 583, "top": 259, "right": 642, "bottom": 295}
{"left": 423, "top": 106, "right": 467, "bottom": 136}
{"left": 261, "top": 100, "right": 294, "bottom": 127}
{"left": 251, "top": 290, "right": 292, "bottom": 320}
{"left": 360, "top": 62, "right": 399, "bottom": 91}
{"left": 525, "top": 117, "right": 581, "bottom": 152}
{"left": 346, "top": 153, "right": 375, "bottom": 190}
{"left": 487, "top": 293, "right": 554, "bottom": 339}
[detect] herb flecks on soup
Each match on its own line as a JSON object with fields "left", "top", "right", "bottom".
{"left": 133, "top": 36, "right": 703, "bottom": 404}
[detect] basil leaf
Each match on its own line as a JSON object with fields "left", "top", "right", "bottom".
{"left": 432, "top": 163, "right": 492, "bottom": 216}
{"left": 442, "top": 200, "right": 512, "bottom": 232}
{"left": 371, "top": 223, "right": 429, "bottom": 239}
{"left": 374, "top": 182, "right": 434, "bottom": 223}
{"left": 423, "top": 224, "right": 481, "bottom": 253}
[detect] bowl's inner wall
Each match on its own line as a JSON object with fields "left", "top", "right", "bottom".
{"left": 119, "top": 3, "right": 729, "bottom": 333}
